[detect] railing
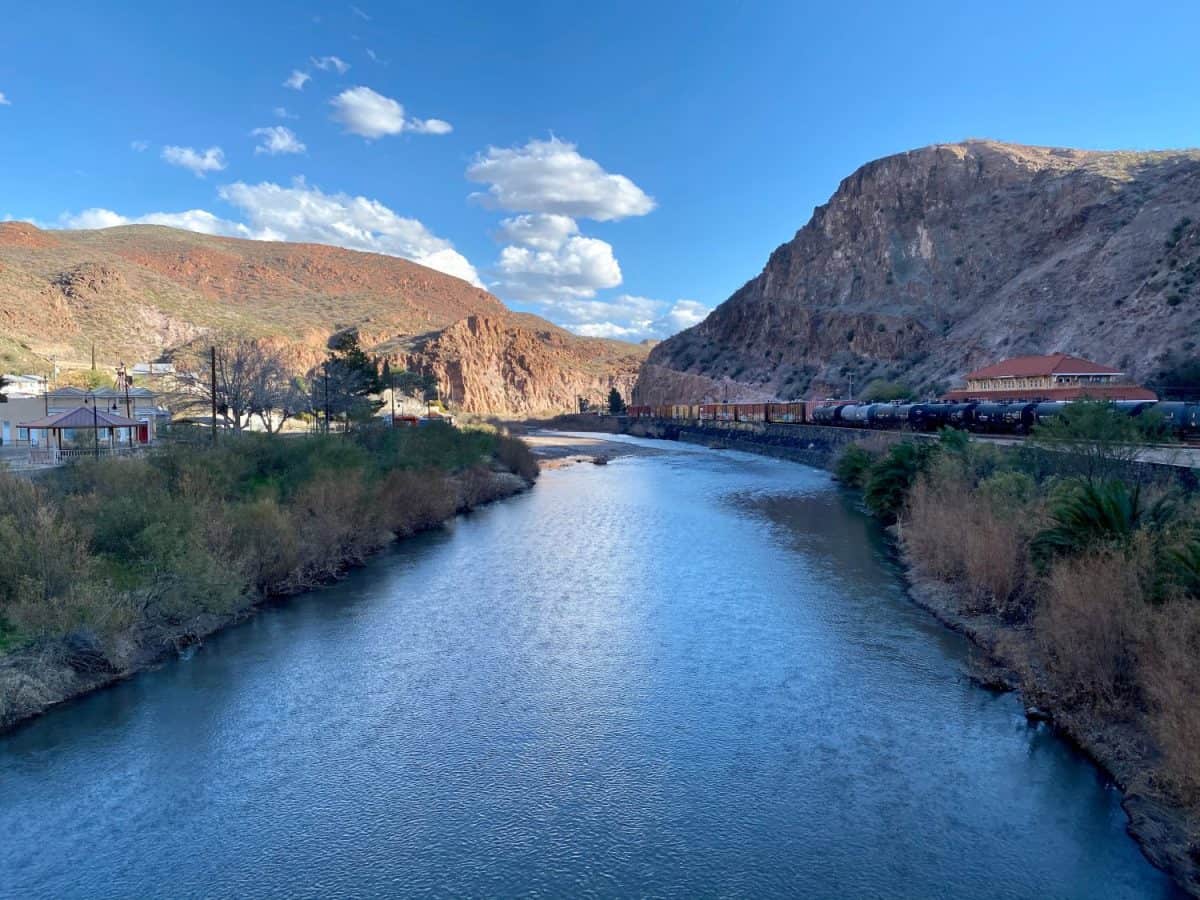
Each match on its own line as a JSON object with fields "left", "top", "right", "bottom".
{"left": 27, "top": 446, "right": 145, "bottom": 465}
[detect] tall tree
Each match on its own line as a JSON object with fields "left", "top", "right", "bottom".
{"left": 608, "top": 387, "right": 626, "bottom": 415}
{"left": 316, "top": 331, "right": 384, "bottom": 431}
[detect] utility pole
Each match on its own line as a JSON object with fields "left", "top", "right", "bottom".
{"left": 848, "top": 373, "right": 855, "bottom": 401}
{"left": 323, "top": 362, "right": 330, "bottom": 434}
{"left": 390, "top": 371, "right": 396, "bottom": 425}
{"left": 210, "top": 346, "right": 218, "bottom": 446}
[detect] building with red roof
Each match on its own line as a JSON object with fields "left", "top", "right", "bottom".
{"left": 943, "top": 354, "right": 1157, "bottom": 402}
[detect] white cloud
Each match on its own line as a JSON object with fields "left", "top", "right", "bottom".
{"left": 365, "top": 48, "right": 387, "bottom": 64}
{"left": 161, "top": 145, "right": 227, "bottom": 177}
{"left": 217, "top": 178, "right": 480, "bottom": 285}
{"left": 467, "top": 137, "right": 655, "bottom": 222}
{"left": 130, "top": 139, "right": 150, "bottom": 152}
{"left": 351, "top": 5, "right": 371, "bottom": 20}
{"left": 496, "top": 213, "right": 578, "bottom": 251}
{"left": 273, "top": 106, "right": 298, "bottom": 119}
{"left": 56, "top": 181, "right": 480, "bottom": 287}
{"left": 311, "top": 55, "right": 350, "bottom": 74}
{"left": 0, "top": 92, "right": 11, "bottom": 106}
{"left": 284, "top": 70, "right": 310, "bottom": 90}
{"left": 58, "top": 207, "right": 251, "bottom": 238}
{"left": 329, "top": 86, "right": 451, "bottom": 139}
{"left": 251, "top": 126, "right": 306, "bottom": 155}
{"left": 409, "top": 118, "right": 452, "bottom": 135}
{"left": 565, "top": 296, "right": 712, "bottom": 341}
{"left": 494, "top": 234, "right": 622, "bottom": 302}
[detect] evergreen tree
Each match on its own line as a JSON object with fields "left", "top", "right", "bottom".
{"left": 319, "top": 331, "right": 384, "bottom": 430}
{"left": 608, "top": 387, "right": 626, "bottom": 414}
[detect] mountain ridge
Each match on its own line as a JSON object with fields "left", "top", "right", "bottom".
{"left": 635, "top": 140, "right": 1200, "bottom": 403}
{"left": 0, "top": 221, "right": 645, "bottom": 415}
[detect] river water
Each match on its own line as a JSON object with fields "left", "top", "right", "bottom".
{"left": 0, "top": 436, "right": 1183, "bottom": 898}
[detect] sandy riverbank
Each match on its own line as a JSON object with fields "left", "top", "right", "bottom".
{"left": 520, "top": 430, "right": 667, "bottom": 469}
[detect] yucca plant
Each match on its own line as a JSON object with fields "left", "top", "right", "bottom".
{"left": 1032, "top": 480, "right": 1175, "bottom": 569}
{"left": 1169, "top": 539, "right": 1200, "bottom": 600}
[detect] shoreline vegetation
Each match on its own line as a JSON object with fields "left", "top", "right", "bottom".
{"left": 0, "top": 423, "right": 539, "bottom": 733}
{"left": 831, "top": 409, "right": 1200, "bottom": 895}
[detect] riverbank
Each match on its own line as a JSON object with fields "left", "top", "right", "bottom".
{"left": 899, "top": 564, "right": 1199, "bottom": 895}
{"left": 543, "top": 422, "right": 1200, "bottom": 896}
{"left": 519, "top": 429, "right": 667, "bottom": 469}
{"left": 0, "top": 427, "right": 537, "bottom": 733}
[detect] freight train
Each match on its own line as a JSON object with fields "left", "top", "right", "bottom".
{"left": 624, "top": 399, "right": 1200, "bottom": 439}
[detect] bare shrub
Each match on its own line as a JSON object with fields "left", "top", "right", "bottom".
{"left": 904, "top": 474, "right": 968, "bottom": 581}
{"left": 230, "top": 498, "right": 302, "bottom": 594}
{"left": 495, "top": 434, "right": 540, "bottom": 482}
{"left": 961, "top": 511, "right": 1028, "bottom": 617}
{"left": 1035, "top": 551, "right": 1145, "bottom": 713}
{"left": 291, "top": 470, "right": 380, "bottom": 580}
{"left": 1140, "top": 602, "right": 1200, "bottom": 804}
{"left": 457, "top": 465, "right": 513, "bottom": 509}
{"left": 379, "top": 469, "right": 456, "bottom": 537}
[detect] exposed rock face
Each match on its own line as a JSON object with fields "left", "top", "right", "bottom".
{"left": 0, "top": 223, "right": 645, "bottom": 416}
{"left": 636, "top": 141, "right": 1200, "bottom": 403}
{"left": 388, "top": 315, "right": 643, "bottom": 416}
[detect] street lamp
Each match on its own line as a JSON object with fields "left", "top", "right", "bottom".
{"left": 85, "top": 391, "right": 99, "bottom": 459}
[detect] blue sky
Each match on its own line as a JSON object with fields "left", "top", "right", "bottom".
{"left": 3, "top": 1, "right": 1199, "bottom": 341}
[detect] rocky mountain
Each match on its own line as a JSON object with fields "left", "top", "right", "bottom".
{"left": 0, "top": 222, "right": 645, "bottom": 415}
{"left": 635, "top": 141, "right": 1200, "bottom": 404}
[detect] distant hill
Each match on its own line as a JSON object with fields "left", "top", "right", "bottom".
{"left": 0, "top": 222, "right": 645, "bottom": 415}
{"left": 635, "top": 140, "right": 1200, "bottom": 403}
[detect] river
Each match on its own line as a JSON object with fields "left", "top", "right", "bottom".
{"left": 0, "top": 436, "right": 1183, "bottom": 898}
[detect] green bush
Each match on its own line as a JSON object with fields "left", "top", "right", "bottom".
{"left": 864, "top": 442, "right": 936, "bottom": 523}
{"left": 834, "top": 445, "right": 877, "bottom": 488}
{"left": 0, "top": 423, "right": 533, "bottom": 656}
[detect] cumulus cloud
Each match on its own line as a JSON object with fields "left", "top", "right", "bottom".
{"left": 0, "top": 92, "right": 11, "bottom": 106}
{"left": 329, "top": 86, "right": 451, "bottom": 139}
{"left": 409, "top": 117, "right": 452, "bottom": 135}
{"left": 217, "top": 178, "right": 480, "bottom": 285}
{"left": 251, "top": 126, "right": 306, "bottom": 155}
{"left": 55, "top": 179, "right": 481, "bottom": 286}
{"left": 284, "top": 70, "right": 310, "bottom": 90}
{"left": 467, "top": 138, "right": 655, "bottom": 222}
{"left": 311, "top": 55, "right": 350, "bottom": 74}
{"left": 566, "top": 296, "right": 712, "bottom": 341}
{"left": 161, "top": 145, "right": 227, "bottom": 177}
{"left": 58, "top": 207, "right": 252, "bottom": 237}
{"left": 273, "top": 106, "right": 298, "bottom": 119}
{"left": 495, "top": 235, "right": 622, "bottom": 302}
{"left": 130, "top": 139, "right": 150, "bottom": 152}
{"left": 486, "top": 211, "right": 620, "bottom": 303}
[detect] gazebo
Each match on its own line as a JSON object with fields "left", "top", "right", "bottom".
{"left": 21, "top": 405, "right": 144, "bottom": 464}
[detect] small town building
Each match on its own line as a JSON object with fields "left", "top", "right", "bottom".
{"left": 0, "top": 385, "right": 166, "bottom": 447}
{"left": 0, "top": 374, "right": 48, "bottom": 397}
{"left": 20, "top": 406, "right": 146, "bottom": 464}
{"left": 943, "top": 354, "right": 1157, "bottom": 402}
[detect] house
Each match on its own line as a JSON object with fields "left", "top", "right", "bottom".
{"left": 0, "top": 374, "right": 48, "bottom": 397}
{"left": 943, "top": 354, "right": 1157, "bottom": 402}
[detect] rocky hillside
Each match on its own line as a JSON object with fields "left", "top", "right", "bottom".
{"left": 382, "top": 315, "right": 642, "bottom": 417}
{"left": 0, "top": 222, "right": 645, "bottom": 415}
{"left": 636, "top": 141, "right": 1200, "bottom": 403}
